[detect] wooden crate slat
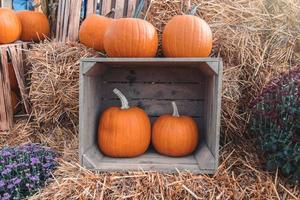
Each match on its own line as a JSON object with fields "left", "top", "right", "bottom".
{"left": 68, "top": 0, "right": 82, "bottom": 41}
{"left": 9, "top": 45, "right": 30, "bottom": 113}
{"left": 86, "top": 0, "right": 96, "bottom": 16}
{"left": 101, "top": 66, "right": 205, "bottom": 82}
{"left": 99, "top": 99, "right": 204, "bottom": 117}
{"left": 0, "top": 48, "right": 13, "bottom": 131}
{"left": 114, "top": 0, "right": 125, "bottom": 18}
{"left": 100, "top": 83, "right": 205, "bottom": 99}
{"left": 126, "top": 0, "right": 137, "bottom": 17}
{"left": 0, "top": 43, "right": 31, "bottom": 131}
{"left": 101, "top": 0, "right": 112, "bottom": 15}
{"left": 0, "top": 0, "right": 12, "bottom": 8}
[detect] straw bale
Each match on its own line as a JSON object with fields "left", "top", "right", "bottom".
{"left": 144, "top": 0, "right": 300, "bottom": 135}
{"left": 27, "top": 41, "right": 95, "bottom": 129}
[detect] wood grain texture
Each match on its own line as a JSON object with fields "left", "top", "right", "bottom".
{"left": 114, "top": 0, "right": 125, "bottom": 18}
{"left": 101, "top": 0, "right": 112, "bottom": 15}
{"left": 0, "top": 43, "right": 31, "bottom": 131}
{"left": 126, "top": 0, "right": 137, "bottom": 17}
{"left": 79, "top": 58, "right": 222, "bottom": 173}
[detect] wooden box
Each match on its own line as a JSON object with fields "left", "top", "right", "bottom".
{"left": 79, "top": 58, "right": 223, "bottom": 173}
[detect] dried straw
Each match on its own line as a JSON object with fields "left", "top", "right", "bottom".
{"left": 26, "top": 41, "right": 95, "bottom": 129}
{"left": 23, "top": 127, "right": 298, "bottom": 199}
{"left": 6, "top": 0, "right": 299, "bottom": 199}
{"left": 144, "top": 0, "right": 300, "bottom": 136}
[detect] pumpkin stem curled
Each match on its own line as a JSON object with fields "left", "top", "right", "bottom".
{"left": 172, "top": 101, "right": 180, "bottom": 117}
{"left": 113, "top": 88, "right": 129, "bottom": 109}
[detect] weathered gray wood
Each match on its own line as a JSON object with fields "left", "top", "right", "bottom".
{"left": 86, "top": 0, "right": 96, "bottom": 16}
{"left": 1, "top": 0, "right": 12, "bottom": 8}
{"left": 100, "top": 100, "right": 204, "bottom": 117}
{"left": 102, "top": 66, "right": 204, "bottom": 83}
{"left": 79, "top": 58, "right": 222, "bottom": 173}
{"left": 101, "top": 0, "right": 112, "bottom": 15}
{"left": 126, "top": 0, "right": 137, "bottom": 17}
{"left": 79, "top": 63, "right": 103, "bottom": 164}
{"left": 101, "top": 83, "right": 204, "bottom": 99}
{"left": 114, "top": 0, "right": 125, "bottom": 18}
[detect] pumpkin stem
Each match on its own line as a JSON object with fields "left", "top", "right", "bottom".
{"left": 172, "top": 101, "right": 180, "bottom": 117}
{"left": 113, "top": 88, "right": 129, "bottom": 109}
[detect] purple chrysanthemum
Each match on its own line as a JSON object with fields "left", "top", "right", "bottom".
{"left": 0, "top": 143, "right": 59, "bottom": 199}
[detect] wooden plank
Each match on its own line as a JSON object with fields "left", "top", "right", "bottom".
{"left": 100, "top": 83, "right": 204, "bottom": 99}
{"left": 101, "top": 0, "right": 112, "bottom": 15}
{"left": 126, "top": 0, "right": 137, "bottom": 17}
{"left": 86, "top": 0, "right": 96, "bottom": 16}
{"left": 99, "top": 99, "right": 204, "bottom": 117}
{"left": 101, "top": 66, "right": 205, "bottom": 83}
{"left": 56, "top": 0, "right": 62, "bottom": 41}
{"left": 62, "top": 0, "right": 70, "bottom": 42}
{"left": 9, "top": 46, "right": 30, "bottom": 114}
{"left": 0, "top": 47, "right": 13, "bottom": 130}
{"left": 68, "top": 0, "right": 82, "bottom": 41}
{"left": 114, "top": 0, "right": 125, "bottom": 18}
{"left": 1, "top": 0, "right": 12, "bottom": 8}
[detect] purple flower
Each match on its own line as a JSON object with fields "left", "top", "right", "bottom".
{"left": 13, "top": 178, "right": 21, "bottom": 185}
{"left": 1, "top": 151, "right": 11, "bottom": 157}
{"left": 30, "top": 157, "right": 40, "bottom": 165}
{"left": 7, "top": 184, "right": 14, "bottom": 189}
{"left": 0, "top": 180, "right": 5, "bottom": 188}
{"left": 1, "top": 168, "right": 11, "bottom": 175}
{"left": 1, "top": 193, "right": 10, "bottom": 200}
{"left": 29, "top": 175, "right": 39, "bottom": 181}
{"left": 26, "top": 183, "right": 34, "bottom": 188}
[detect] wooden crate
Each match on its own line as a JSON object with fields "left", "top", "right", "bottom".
{"left": 79, "top": 58, "right": 223, "bottom": 173}
{"left": 0, "top": 42, "right": 30, "bottom": 131}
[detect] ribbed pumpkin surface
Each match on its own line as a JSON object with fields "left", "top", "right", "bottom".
{"left": 79, "top": 15, "right": 112, "bottom": 51}
{"left": 152, "top": 115, "right": 199, "bottom": 157}
{"left": 104, "top": 18, "right": 158, "bottom": 57}
{"left": 98, "top": 107, "right": 151, "bottom": 157}
{"left": 16, "top": 11, "right": 50, "bottom": 42}
{"left": 162, "top": 15, "right": 212, "bottom": 57}
{"left": 0, "top": 8, "right": 21, "bottom": 44}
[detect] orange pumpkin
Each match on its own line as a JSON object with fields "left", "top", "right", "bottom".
{"left": 98, "top": 88, "right": 151, "bottom": 157}
{"left": 103, "top": 18, "right": 158, "bottom": 57}
{"left": 11, "top": 90, "right": 18, "bottom": 114}
{"left": 162, "top": 15, "right": 212, "bottom": 57}
{"left": 0, "top": 8, "right": 21, "bottom": 44}
{"left": 79, "top": 15, "right": 112, "bottom": 51}
{"left": 7, "top": 63, "right": 18, "bottom": 91}
{"left": 16, "top": 11, "right": 50, "bottom": 42}
{"left": 152, "top": 102, "right": 199, "bottom": 157}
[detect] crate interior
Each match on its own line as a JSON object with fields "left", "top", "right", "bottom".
{"left": 80, "top": 60, "right": 219, "bottom": 172}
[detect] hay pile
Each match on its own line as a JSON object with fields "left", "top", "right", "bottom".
{"left": 27, "top": 42, "right": 95, "bottom": 129}
{"left": 1, "top": 120, "right": 297, "bottom": 199}
{"left": 3, "top": 0, "right": 299, "bottom": 199}
{"left": 145, "top": 0, "right": 300, "bottom": 136}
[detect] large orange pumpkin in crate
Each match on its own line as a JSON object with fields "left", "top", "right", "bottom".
{"left": 104, "top": 18, "right": 158, "bottom": 57}
{"left": 0, "top": 8, "right": 21, "bottom": 44}
{"left": 152, "top": 102, "right": 199, "bottom": 157}
{"left": 79, "top": 15, "right": 113, "bottom": 51}
{"left": 16, "top": 11, "right": 50, "bottom": 42}
{"left": 162, "top": 15, "right": 212, "bottom": 57}
{"left": 98, "top": 88, "right": 151, "bottom": 157}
